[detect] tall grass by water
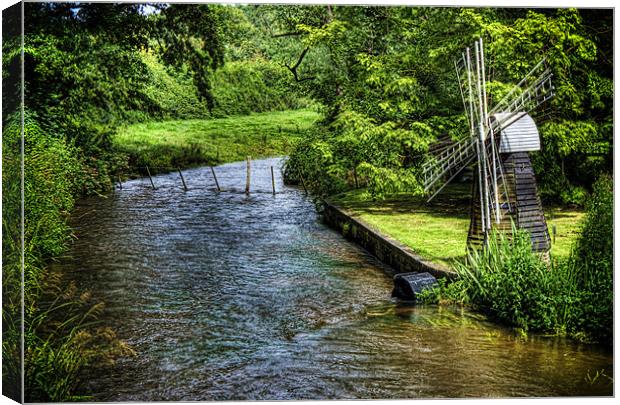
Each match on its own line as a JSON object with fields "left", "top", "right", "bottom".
{"left": 453, "top": 226, "right": 578, "bottom": 334}
{"left": 2, "top": 113, "right": 134, "bottom": 401}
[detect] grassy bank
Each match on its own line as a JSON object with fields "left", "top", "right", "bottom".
{"left": 331, "top": 183, "right": 584, "bottom": 268}
{"left": 114, "top": 109, "right": 321, "bottom": 173}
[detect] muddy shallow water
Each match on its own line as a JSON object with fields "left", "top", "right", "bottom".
{"left": 58, "top": 158, "right": 613, "bottom": 400}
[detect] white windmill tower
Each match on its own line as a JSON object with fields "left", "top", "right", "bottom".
{"left": 422, "top": 38, "right": 555, "bottom": 252}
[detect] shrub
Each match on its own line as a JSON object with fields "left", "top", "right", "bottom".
{"left": 570, "top": 175, "right": 613, "bottom": 344}
{"left": 211, "top": 59, "right": 313, "bottom": 117}
{"left": 285, "top": 109, "right": 429, "bottom": 198}
{"left": 141, "top": 51, "right": 210, "bottom": 120}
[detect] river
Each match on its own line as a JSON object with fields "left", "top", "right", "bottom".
{"left": 59, "top": 158, "right": 612, "bottom": 400}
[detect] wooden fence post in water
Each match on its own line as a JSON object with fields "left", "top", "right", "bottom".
{"left": 245, "top": 156, "right": 251, "bottom": 195}
{"left": 146, "top": 166, "right": 156, "bottom": 190}
{"left": 177, "top": 168, "right": 188, "bottom": 191}
{"left": 271, "top": 166, "right": 276, "bottom": 195}
{"left": 210, "top": 166, "right": 221, "bottom": 192}
{"left": 299, "top": 169, "right": 308, "bottom": 195}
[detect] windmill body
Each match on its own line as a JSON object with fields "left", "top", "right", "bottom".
{"left": 422, "top": 38, "right": 553, "bottom": 253}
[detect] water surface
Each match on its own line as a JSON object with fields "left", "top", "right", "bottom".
{"left": 60, "top": 158, "right": 613, "bottom": 400}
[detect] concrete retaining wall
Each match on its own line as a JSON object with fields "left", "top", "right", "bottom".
{"left": 322, "top": 201, "right": 457, "bottom": 280}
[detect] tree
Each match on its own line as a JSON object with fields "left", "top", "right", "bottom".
{"left": 283, "top": 6, "right": 612, "bottom": 202}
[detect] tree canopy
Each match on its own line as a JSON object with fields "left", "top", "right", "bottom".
{"left": 274, "top": 6, "right": 612, "bottom": 202}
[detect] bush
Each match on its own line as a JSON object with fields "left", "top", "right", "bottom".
{"left": 285, "top": 109, "right": 429, "bottom": 198}
{"left": 140, "top": 51, "right": 210, "bottom": 120}
{"left": 570, "top": 175, "right": 613, "bottom": 344}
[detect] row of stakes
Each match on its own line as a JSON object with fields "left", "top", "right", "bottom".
{"left": 116, "top": 156, "right": 308, "bottom": 195}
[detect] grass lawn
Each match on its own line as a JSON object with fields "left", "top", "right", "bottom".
{"left": 331, "top": 182, "right": 584, "bottom": 268}
{"left": 115, "top": 109, "right": 321, "bottom": 173}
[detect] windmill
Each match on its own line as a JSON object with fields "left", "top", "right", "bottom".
{"left": 422, "top": 38, "right": 554, "bottom": 252}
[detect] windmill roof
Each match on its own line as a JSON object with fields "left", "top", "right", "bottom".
{"left": 492, "top": 112, "right": 541, "bottom": 153}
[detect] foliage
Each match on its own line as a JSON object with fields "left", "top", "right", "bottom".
{"left": 2, "top": 113, "right": 134, "bottom": 401}
{"left": 570, "top": 175, "right": 613, "bottom": 344}
{"left": 281, "top": 6, "right": 612, "bottom": 203}
{"left": 211, "top": 59, "right": 313, "bottom": 117}
{"left": 154, "top": 4, "right": 225, "bottom": 110}
{"left": 141, "top": 52, "right": 313, "bottom": 121}
{"left": 286, "top": 109, "right": 430, "bottom": 198}
{"left": 140, "top": 51, "right": 210, "bottom": 120}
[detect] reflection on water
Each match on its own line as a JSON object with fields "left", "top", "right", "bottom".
{"left": 59, "top": 158, "right": 612, "bottom": 400}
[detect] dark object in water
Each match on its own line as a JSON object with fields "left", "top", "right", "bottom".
{"left": 392, "top": 272, "right": 438, "bottom": 301}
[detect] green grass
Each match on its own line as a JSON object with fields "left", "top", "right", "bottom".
{"left": 332, "top": 183, "right": 583, "bottom": 268}
{"left": 114, "top": 109, "right": 321, "bottom": 173}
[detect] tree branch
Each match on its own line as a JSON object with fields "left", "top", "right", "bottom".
{"left": 284, "top": 47, "right": 315, "bottom": 82}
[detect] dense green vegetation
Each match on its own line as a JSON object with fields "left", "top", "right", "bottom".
{"left": 1, "top": 3, "right": 613, "bottom": 401}
{"left": 3, "top": 113, "right": 135, "bottom": 401}
{"left": 421, "top": 176, "right": 613, "bottom": 344}
{"left": 281, "top": 7, "right": 612, "bottom": 204}
{"left": 115, "top": 109, "right": 319, "bottom": 173}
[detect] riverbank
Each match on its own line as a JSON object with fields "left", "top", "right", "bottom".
{"left": 322, "top": 201, "right": 456, "bottom": 280}
{"left": 114, "top": 109, "right": 321, "bottom": 174}
{"left": 329, "top": 183, "right": 584, "bottom": 268}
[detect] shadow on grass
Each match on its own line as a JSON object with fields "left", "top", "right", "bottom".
{"left": 335, "top": 181, "right": 472, "bottom": 220}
